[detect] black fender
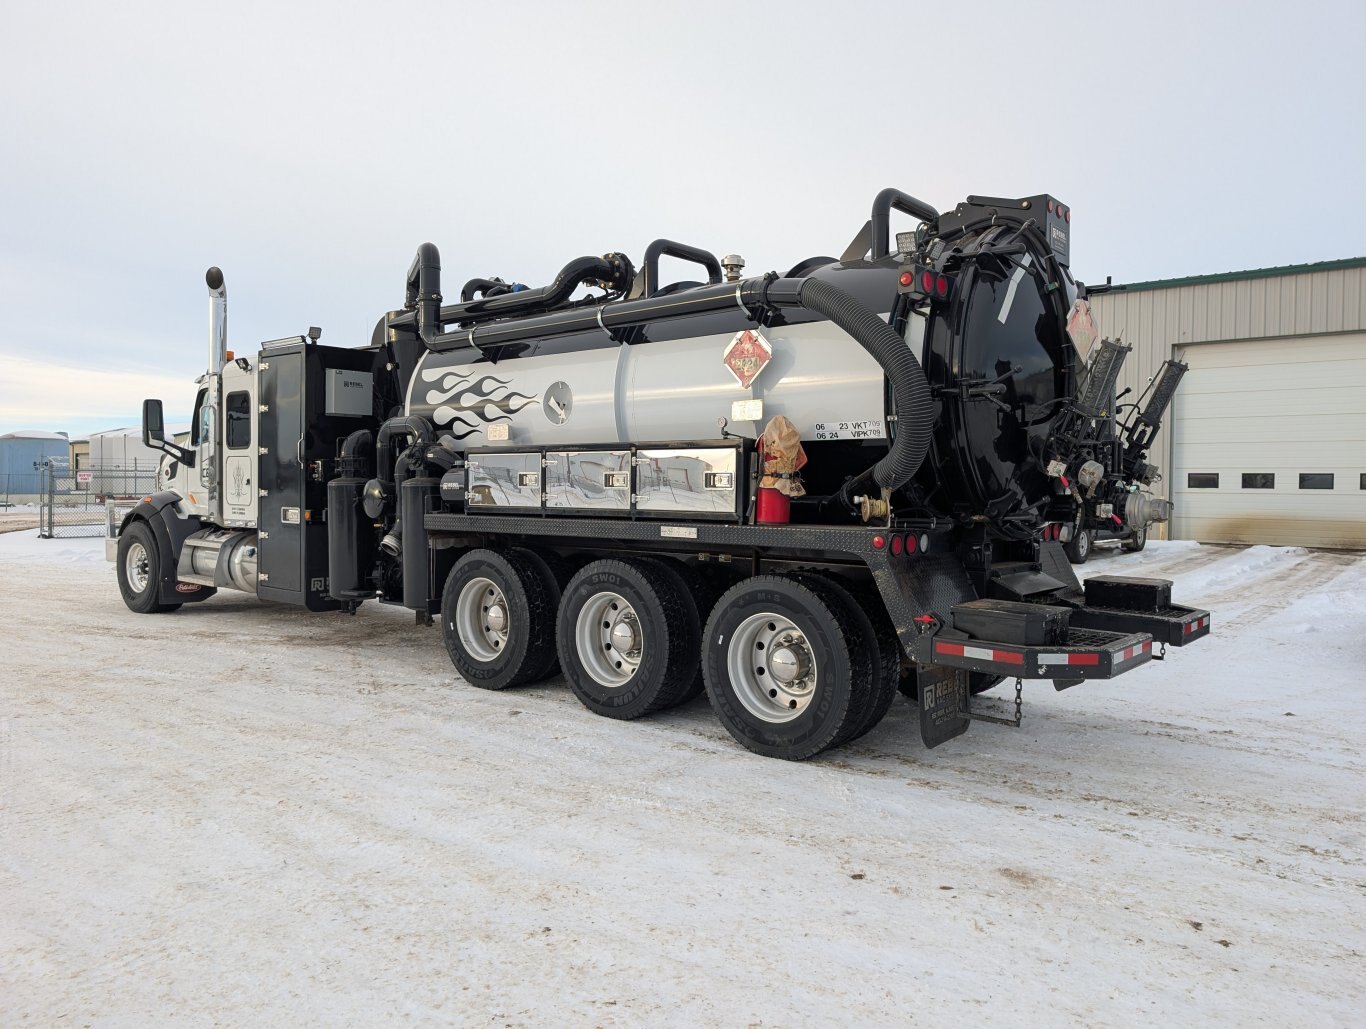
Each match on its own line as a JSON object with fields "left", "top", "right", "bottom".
{"left": 119, "top": 492, "right": 218, "bottom": 605}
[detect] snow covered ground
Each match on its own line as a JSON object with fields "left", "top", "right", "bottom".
{"left": 2, "top": 532, "right": 1363, "bottom": 1025}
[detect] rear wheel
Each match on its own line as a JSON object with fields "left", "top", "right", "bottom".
{"left": 1065, "top": 527, "right": 1092, "bottom": 564}
{"left": 702, "top": 575, "right": 872, "bottom": 760}
{"left": 441, "top": 549, "right": 557, "bottom": 690}
{"left": 1123, "top": 524, "right": 1148, "bottom": 552}
{"left": 116, "top": 521, "right": 180, "bottom": 614}
{"left": 557, "top": 558, "right": 697, "bottom": 720}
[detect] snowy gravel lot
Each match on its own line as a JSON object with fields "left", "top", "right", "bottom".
{"left": 2, "top": 532, "right": 1363, "bottom": 1026}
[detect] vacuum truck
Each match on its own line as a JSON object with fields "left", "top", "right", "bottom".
{"left": 111, "top": 187, "right": 1210, "bottom": 759}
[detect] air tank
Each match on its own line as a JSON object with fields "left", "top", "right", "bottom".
{"left": 327, "top": 477, "right": 374, "bottom": 599}
{"left": 400, "top": 476, "right": 440, "bottom": 610}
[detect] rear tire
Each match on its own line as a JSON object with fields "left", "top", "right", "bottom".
{"left": 1123, "top": 524, "right": 1148, "bottom": 552}
{"left": 638, "top": 558, "right": 719, "bottom": 705}
{"left": 786, "top": 572, "right": 881, "bottom": 744}
{"left": 441, "top": 549, "right": 556, "bottom": 690}
{"left": 116, "top": 521, "right": 180, "bottom": 614}
{"left": 1065, "top": 527, "right": 1092, "bottom": 564}
{"left": 509, "top": 547, "right": 570, "bottom": 682}
{"left": 556, "top": 558, "right": 697, "bottom": 720}
{"left": 702, "top": 575, "right": 871, "bottom": 760}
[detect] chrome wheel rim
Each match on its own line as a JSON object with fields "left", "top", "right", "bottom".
{"left": 455, "top": 576, "right": 509, "bottom": 662}
{"left": 125, "top": 541, "right": 150, "bottom": 594}
{"left": 575, "top": 591, "right": 643, "bottom": 688}
{"left": 727, "top": 612, "right": 818, "bottom": 724}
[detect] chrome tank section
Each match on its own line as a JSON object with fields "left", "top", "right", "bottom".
{"left": 404, "top": 317, "right": 899, "bottom": 449}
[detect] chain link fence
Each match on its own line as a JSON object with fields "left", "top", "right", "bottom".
{"left": 37, "top": 460, "right": 159, "bottom": 539}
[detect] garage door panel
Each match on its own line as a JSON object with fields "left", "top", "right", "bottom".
{"left": 1177, "top": 334, "right": 1365, "bottom": 369}
{"left": 1171, "top": 388, "right": 1365, "bottom": 420}
{"left": 1172, "top": 333, "right": 1366, "bottom": 548}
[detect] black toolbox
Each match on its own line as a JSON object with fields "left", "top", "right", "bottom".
{"left": 1084, "top": 576, "right": 1173, "bottom": 612}
{"left": 951, "top": 598, "right": 1072, "bottom": 646}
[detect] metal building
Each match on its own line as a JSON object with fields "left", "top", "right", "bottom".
{"left": 0, "top": 430, "right": 70, "bottom": 503}
{"left": 1090, "top": 257, "right": 1366, "bottom": 549}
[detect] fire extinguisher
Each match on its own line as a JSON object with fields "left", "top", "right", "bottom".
{"left": 755, "top": 438, "right": 791, "bottom": 525}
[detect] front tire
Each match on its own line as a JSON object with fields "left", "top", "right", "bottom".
{"left": 441, "top": 549, "right": 557, "bottom": 691}
{"left": 116, "top": 521, "right": 180, "bottom": 614}
{"left": 1123, "top": 524, "right": 1148, "bottom": 552}
{"left": 703, "top": 575, "right": 872, "bottom": 760}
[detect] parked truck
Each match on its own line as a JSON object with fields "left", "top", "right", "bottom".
{"left": 111, "top": 187, "right": 1210, "bottom": 759}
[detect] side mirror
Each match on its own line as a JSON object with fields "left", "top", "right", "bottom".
{"left": 142, "top": 398, "right": 193, "bottom": 466}
{"left": 142, "top": 398, "right": 166, "bottom": 446}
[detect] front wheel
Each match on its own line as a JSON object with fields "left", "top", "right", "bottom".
{"left": 116, "top": 521, "right": 180, "bottom": 614}
{"left": 1123, "top": 524, "right": 1148, "bottom": 552}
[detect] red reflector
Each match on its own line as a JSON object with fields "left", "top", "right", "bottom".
{"left": 935, "top": 274, "right": 949, "bottom": 298}
{"left": 872, "top": 534, "right": 886, "bottom": 551}
{"left": 904, "top": 532, "right": 919, "bottom": 554}
{"left": 890, "top": 534, "right": 904, "bottom": 556}
{"left": 1064, "top": 208, "right": 1071, "bottom": 223}
{"left": 1071, "top": 652, "right": 1101, "bottom": 666}
{"left": 920, "top": 270, "right": 934, "bottom": 293}
{"left": 899, "top": 271, "right": 913, "bottom": 287}
{"left": 1047, "top": 200, "right": 1055, "bottom": 215}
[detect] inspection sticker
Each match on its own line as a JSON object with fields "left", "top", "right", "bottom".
{"left": 812, "top": 419, "right": 886, "bottom": 441}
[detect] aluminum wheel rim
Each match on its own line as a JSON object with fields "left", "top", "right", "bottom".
{"left": 575, "top": 591, "right": 643, "bottom": 688}
{"left": 125, "top": 541, "right": 150, "bottom": 594}
{"left": 455, "top": 576, "right": 510, "bottom": 662}
{"left": 727, "top": 611, "right": 818, "bottom": 724}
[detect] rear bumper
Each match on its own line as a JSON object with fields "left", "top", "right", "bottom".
{"left": 925, "top": 627, "right": 1155, "bottom": 680}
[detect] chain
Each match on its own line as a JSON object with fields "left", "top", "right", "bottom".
{"left": 1014, "top": 678, "right": 1023, "bottom": 725}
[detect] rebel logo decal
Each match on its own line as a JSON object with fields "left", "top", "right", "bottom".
{"left": 420, "top": 368, "right": 538, "bottom": 439}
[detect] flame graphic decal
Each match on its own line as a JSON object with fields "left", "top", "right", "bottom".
{"left": 421, "top": 367, "right": 538, "bottom": 439}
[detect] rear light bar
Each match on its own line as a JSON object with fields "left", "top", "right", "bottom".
{"left": 872, "top": 532, "right": 931, "bottom": 554}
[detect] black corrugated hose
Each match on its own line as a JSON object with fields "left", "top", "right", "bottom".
{"left": 792, "top": 277, "right": 932, "bottom": 493}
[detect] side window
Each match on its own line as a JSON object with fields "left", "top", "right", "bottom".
{"left": 226, "top": 391, "right": 251, "bottom": 450}
{"left": 1187, "top": 473, "right": 1219, "bottom": 489}
{"left": 190, "top": 387, "right": 208, "bottom": 445}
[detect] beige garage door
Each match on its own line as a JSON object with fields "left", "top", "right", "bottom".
{"left": 1169, "top": 333, "right": 1366, "bottom": 548}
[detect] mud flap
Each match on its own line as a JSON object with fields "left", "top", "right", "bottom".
{"left": 918, "top": 669, "right": 970, "bottom": 749}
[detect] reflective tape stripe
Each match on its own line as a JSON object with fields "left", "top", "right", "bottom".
{"left": 935, "top": 642, "right": 1025, "bottom": 665}
{"left": 1038, "top": 651, "right": 1102, "bottom": 667}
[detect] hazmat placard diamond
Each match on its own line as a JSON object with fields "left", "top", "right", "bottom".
{"left": 722, "top": 329, "right": 773, "bottom": 389}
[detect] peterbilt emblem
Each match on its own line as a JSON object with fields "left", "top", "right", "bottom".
{"left": 722, "top": 329, "right": 773, "bottom": 389}
{"left": 544, "top": 381, "right": 573, "bottom": 424}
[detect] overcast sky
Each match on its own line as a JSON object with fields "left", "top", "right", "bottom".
{"left": 2, "top": 0, "right": 1363, "bottom": 437}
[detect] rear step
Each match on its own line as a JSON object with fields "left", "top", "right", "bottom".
{"left": 1069, "top": 575, "right": 1212, "bottom": 646}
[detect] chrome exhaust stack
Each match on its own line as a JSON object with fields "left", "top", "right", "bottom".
{"left": 206, "top": 266, "right": 228, "bottom": 375}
